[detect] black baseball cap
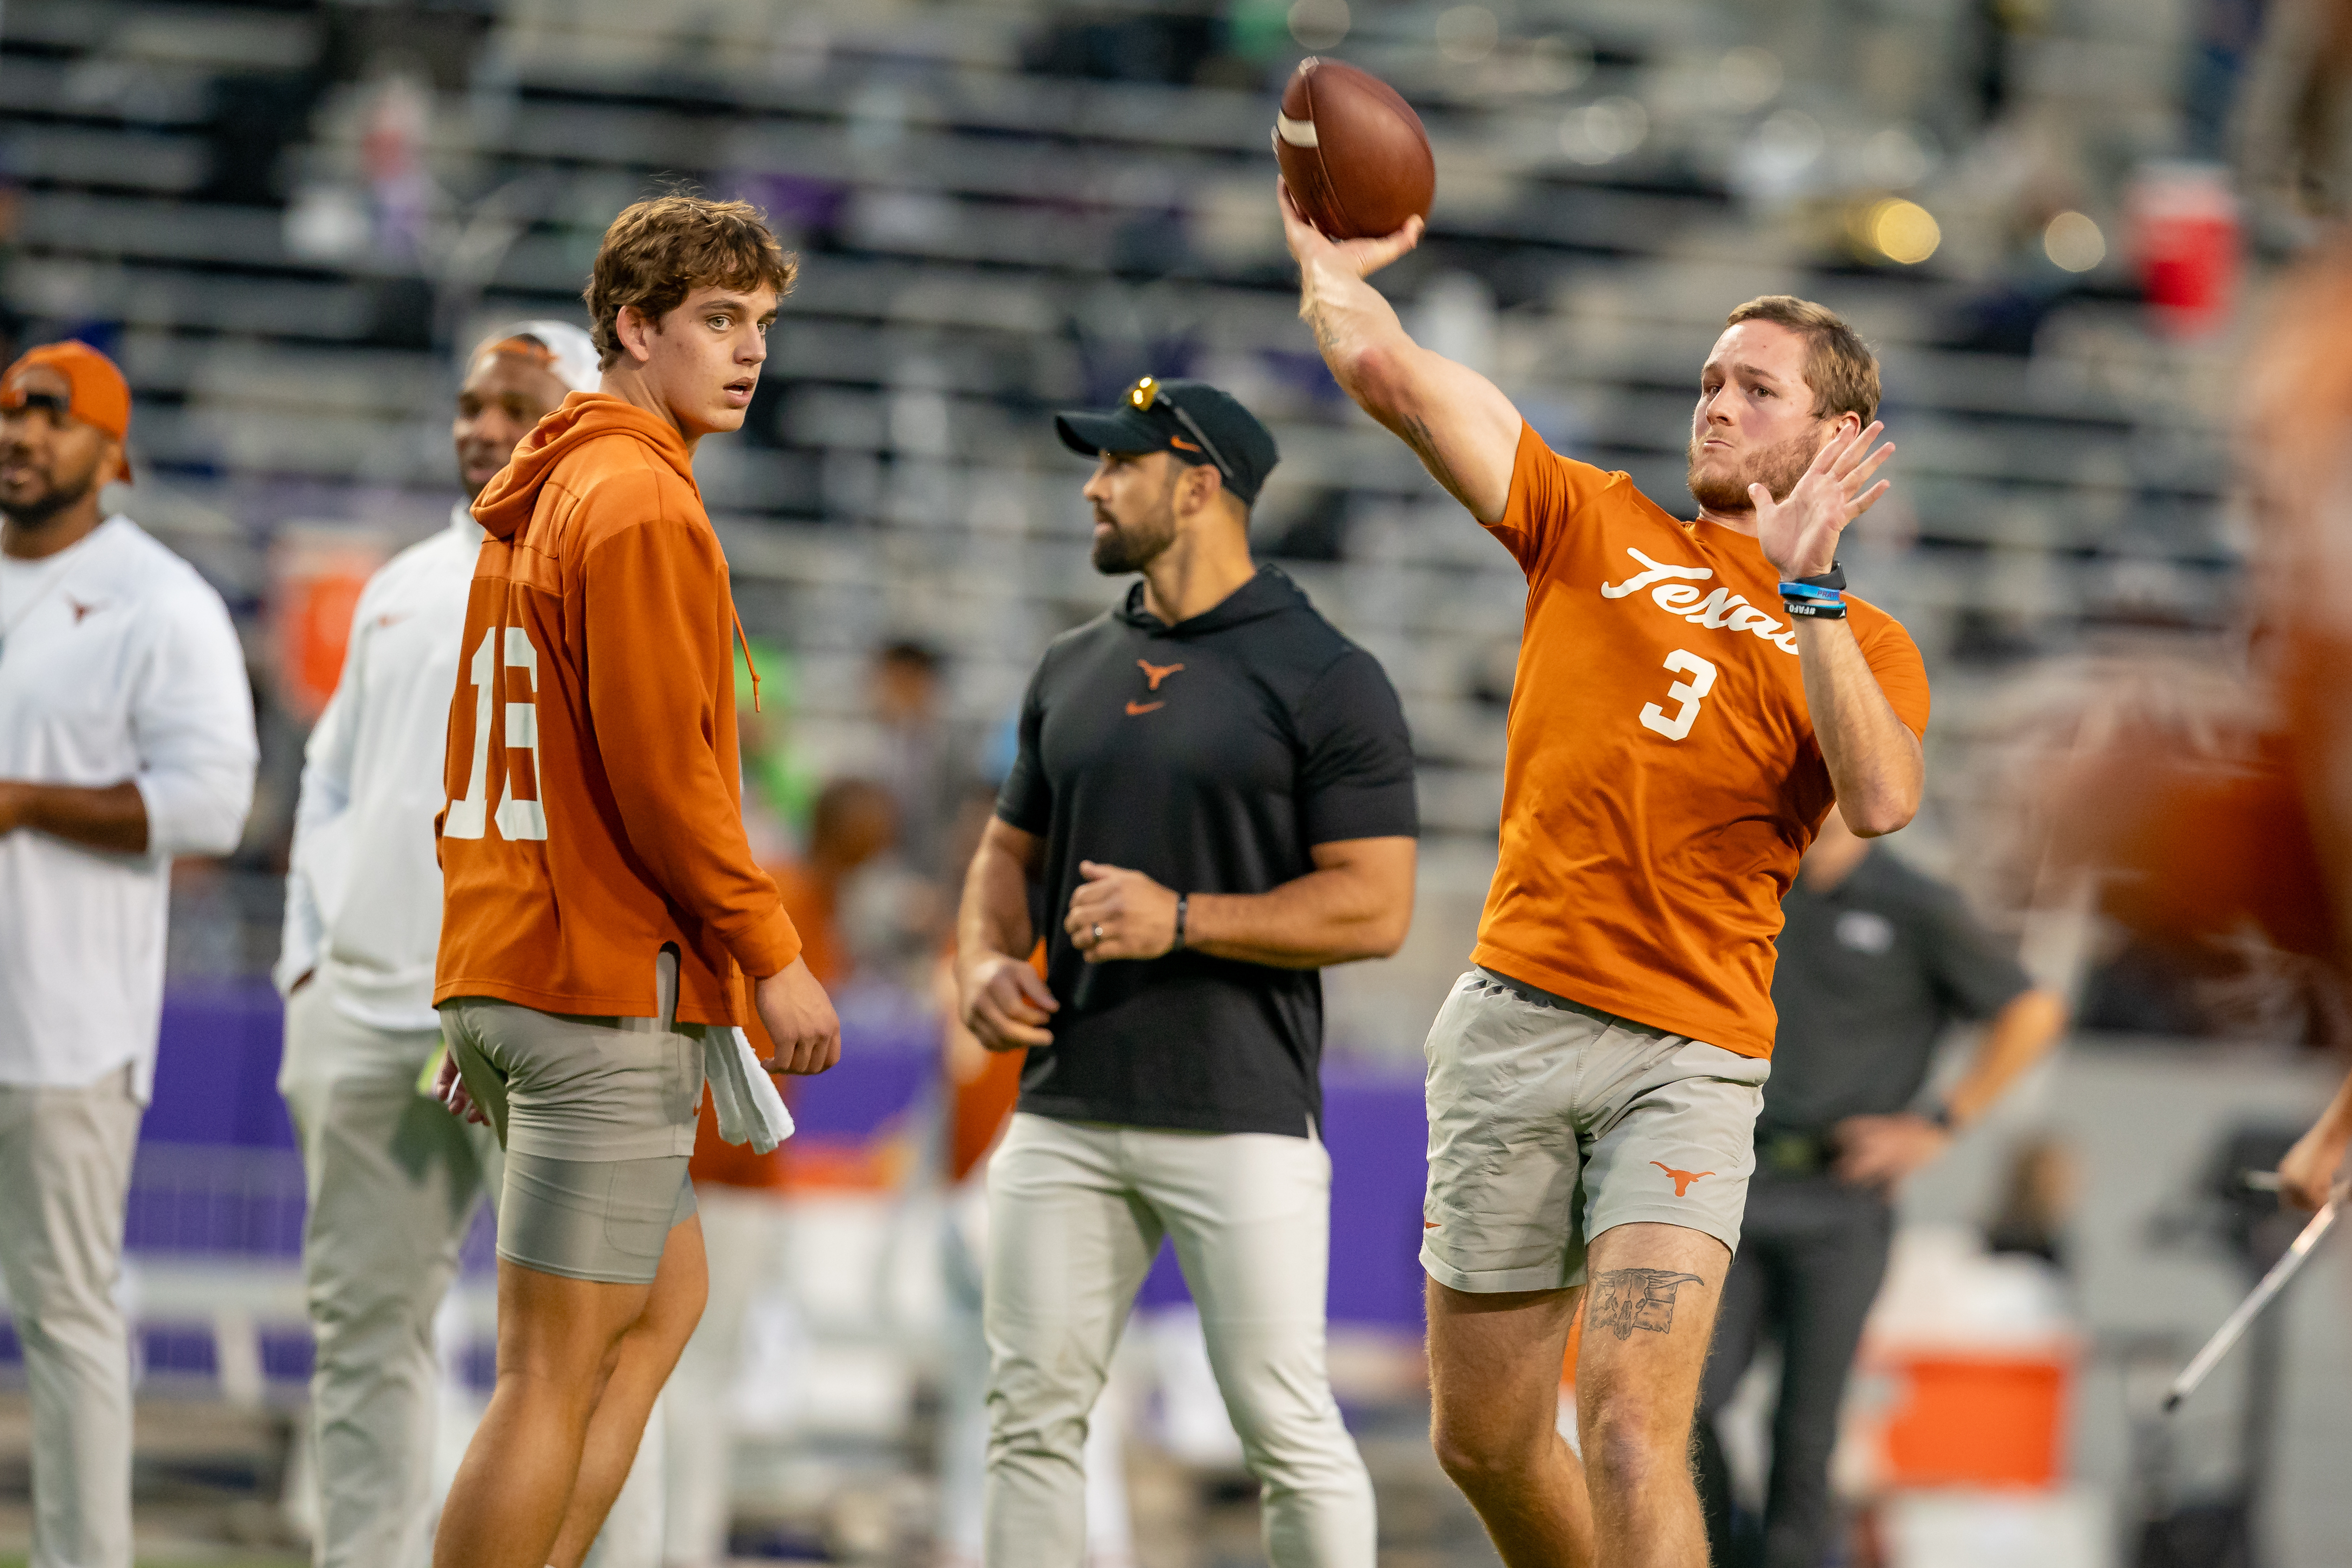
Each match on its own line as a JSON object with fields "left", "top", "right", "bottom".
{"left": 1053, "top": 377, "right": 1280, "bottom": 507}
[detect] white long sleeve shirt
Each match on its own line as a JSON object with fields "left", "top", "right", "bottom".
{"left": 274, "top": 503, "right": 479, "bottom": 1033}
{"left": 0, "top": 515, "right": 258, "bottom": 1100}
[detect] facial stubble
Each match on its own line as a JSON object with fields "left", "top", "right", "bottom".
{"left": 0, "top": 439, "right": 104, "bottom": 531}
{"left": 1686, "top": 426, "right": 1820, "bottom": 515}
{"left": 1090, "top": 462, "right": 1181, "bottom": 575}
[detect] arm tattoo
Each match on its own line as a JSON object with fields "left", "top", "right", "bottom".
{"left": 1589, "top": 1269, "right": 1707, "bottom": 1339}
{"left": 1401, "top": 414, "right": 1442, "bottom": 466}
{"left": 1308, "top": 307, "right": 1342, "bottom": 358}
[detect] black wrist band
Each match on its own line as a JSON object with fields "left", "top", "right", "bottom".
{"left": 1791, "top": 560, "right": 1846, "bottom": 591}
{"left": 1172, "top": 893, "right": 1188, "bottom": 952}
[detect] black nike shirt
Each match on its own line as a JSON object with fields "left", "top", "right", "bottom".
{"left": 996, "top": 565, "right": 1417, "bottom": 1137}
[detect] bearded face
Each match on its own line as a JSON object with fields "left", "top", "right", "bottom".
{"left": 0, "top": 410, "right": 108, "bottom": 530}
{"left": 1090, "top": 461, "right": 1182, "bottom": 574}
{"left": 1685, "top": 425, "right": 1820, "bottom": 515}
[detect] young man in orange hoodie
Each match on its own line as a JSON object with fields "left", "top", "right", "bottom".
{"left": 429, "top": 194, "right": 841, "bottom": 1568}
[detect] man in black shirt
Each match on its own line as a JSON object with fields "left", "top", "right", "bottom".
{"left": 956, "top": 377, "right": 1417, "bottom": 1568}
{"left": 1696, "top": 813, "right": 2067, "bottom": 1568}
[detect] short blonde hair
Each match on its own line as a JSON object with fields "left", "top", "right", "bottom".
{"left": 585, "top": 194, "right": 798, "bottom": 368}
{"left": 1724, "top": 295, "right": 1879, "bottom": 424}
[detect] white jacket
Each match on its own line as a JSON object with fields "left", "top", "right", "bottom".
{"left": 0, "top": 516, "right": 258, "bottom": 1100}
{"left": 275, "top": 504, "right": 479, "bottom": 1032}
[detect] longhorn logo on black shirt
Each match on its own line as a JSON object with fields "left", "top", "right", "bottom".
{"left": 1127, "top": 658, "right": 1185, "bottom": 716}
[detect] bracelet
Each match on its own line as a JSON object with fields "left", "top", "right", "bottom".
{"left": 1780, "top": 560, "right": 1848, "bottom": 620}
{"left": 1172, "top": 893, "right": 1188, "bottom": 952}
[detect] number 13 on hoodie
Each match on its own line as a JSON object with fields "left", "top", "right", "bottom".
{"left": 445, "top": 625, "right": 548, "bottom": 841}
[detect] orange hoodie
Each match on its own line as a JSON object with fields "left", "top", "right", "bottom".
{"left": 434, "top": 392, "right": 800, "bottom": 1027}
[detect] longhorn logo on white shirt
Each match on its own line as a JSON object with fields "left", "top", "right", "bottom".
{"left": 1598, "top": 548, "right": 1800, "bottom": 656}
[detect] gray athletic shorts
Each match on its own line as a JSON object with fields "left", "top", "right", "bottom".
{"left": 439, "top": 957, "right": 708, "bottom": 1286}
{"left": 1420, "top": 968, "right": 1769, "bottom": 1294}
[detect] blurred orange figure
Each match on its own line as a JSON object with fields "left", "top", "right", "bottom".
{"left": 2041, "top": 241, "right": 2352, "bottom": 1211}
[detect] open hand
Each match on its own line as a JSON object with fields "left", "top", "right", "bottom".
{"left": 1065, "top": 861, "right": 1179, "bottom": 963}
{"left": 1753, "top": 420, "right": 1895, "bottom": 581}
{"left": 433, "top": 1053, "right": 489, "bottom": 1127}
{"left": 1279, "top": 181, "right": 1423, "bottom": 280}
{"left": 755, "top": 956, "right": 841, "bottom": 1075}
{"left": 1832, "top": 1112, "right": 1949, "bottom": 1190}
{"left": 961, "top": 950, "right": 1059, "bottom": 1052}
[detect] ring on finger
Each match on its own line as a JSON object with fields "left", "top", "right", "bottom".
{"left": 1092, "top": 923, "right": 1106, "bottom": 942}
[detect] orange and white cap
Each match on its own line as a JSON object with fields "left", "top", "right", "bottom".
{"left": 1, "top": 340, "right": 134, "bottom": 483}
{"left": 475, "top": 320, "right": 600, "bottom": 396}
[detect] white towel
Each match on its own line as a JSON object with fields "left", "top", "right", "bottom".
{"left": 703, "top": 1027, "right": 794, "bottom": 1154}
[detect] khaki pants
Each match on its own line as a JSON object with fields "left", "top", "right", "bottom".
{"left": 982, "top": 1113, "right": 1374, "bottom": 1568}
{"left": 281, "top": 976, "right": 500, "bottom": 1568}
{"left": 0, "top": 1064, "right": 143, "bottom": 1568}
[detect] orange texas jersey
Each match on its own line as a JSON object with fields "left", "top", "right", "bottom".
{"left": 1473, "top": 424, "right": 1930, "bottom": 1060}
{"left": 433, "top": 392, "right": 800, "bottom": 1028}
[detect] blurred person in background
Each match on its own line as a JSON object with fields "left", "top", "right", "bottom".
{"left": 734, "top": 639, "right": 819, "bottom": 852}
{"left": 2253, "top": 243, "right": 2352, "bottom": 1213}
{"left": 958, "top": 377, "right": 1417, "bottom": 1568}
{"left": 661, "top": 776, "right": 896, "bottom": 1568}
{"left": 275, "top": 321, "right": 668, "bottom": 1568}
{"left": 2237, "top": 0, "right": 2352, "bottom": 247}
{"left": 1695, "top": 810, "right": 2066, "bottom": 1568}
{"left": 868, "top": 638, "right": 976, "bottom": 880}
{"left": 429, "top": 195, "right": 838, "bottom": 1568}
{"left": 0, "top": 339, "right": 258, "bottom": 1568}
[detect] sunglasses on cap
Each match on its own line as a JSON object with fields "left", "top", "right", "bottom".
{"left": 1125, "top": 376, "right": 1236, "bottom": 483}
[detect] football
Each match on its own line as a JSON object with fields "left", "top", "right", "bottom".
{"left": 1273, "top": 58, "right": 1436, "bottom": 241}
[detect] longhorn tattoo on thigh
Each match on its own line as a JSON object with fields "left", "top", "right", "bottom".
{"left": 1590, "top": 1269, "right": 1706, "bottom": 1339}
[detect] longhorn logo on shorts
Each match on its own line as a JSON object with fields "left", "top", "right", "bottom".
{"left": 1650, "top": 1161, "right": 1714, "bottom": 1197}
{"left": 1126, "top": 658, "right": 1185, "bottom": 716}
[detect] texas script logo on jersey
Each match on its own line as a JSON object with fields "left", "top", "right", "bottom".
{"left": 1599, "top": 548, "right": 1800, "bottom": 656}
{"left": 1126, "top": 658, "right": 1185, "bottom": 716}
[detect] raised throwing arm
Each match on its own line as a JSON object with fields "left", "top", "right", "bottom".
{"left": 1281, "top": 187, "right": 1522, "bottom": 524}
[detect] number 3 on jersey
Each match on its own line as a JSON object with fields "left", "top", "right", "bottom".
{"left": 445, "top": 625, "right": 548, "bottom": 841}
{"left": 1639, "top": 649, "right": 1718, "bottom": 742}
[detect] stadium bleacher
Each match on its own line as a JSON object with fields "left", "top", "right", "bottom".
{"left": 1, "top": 0, "right": 2235, "bottom": 1053}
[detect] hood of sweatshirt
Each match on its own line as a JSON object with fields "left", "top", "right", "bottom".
{"left": 471, "top": 392, "right": 696, "bottom": 542}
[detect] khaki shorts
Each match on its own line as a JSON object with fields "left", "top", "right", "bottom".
{"left": 439, "top": 952, "right": 708, "bottom": 1285}
{"left": 1420, "top": 968, "right": 1768, "bottom": 1294}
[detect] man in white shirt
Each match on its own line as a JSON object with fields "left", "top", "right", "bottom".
{"left": 274, "top": 322, "right": 654, "bottom": 1568}
{"left": 0, "top": 338, "right": 259, "bottom": 1568}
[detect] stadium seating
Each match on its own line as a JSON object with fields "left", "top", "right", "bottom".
{"left": 0, "top": 0, "right": 2233, "bottom": 1051}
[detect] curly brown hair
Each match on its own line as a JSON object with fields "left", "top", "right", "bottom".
{"left": 1723, "top": 295, "right": 1878, "bottom": 425}
{"left": 584, "top": 194, "right": 798, "bottom": 368}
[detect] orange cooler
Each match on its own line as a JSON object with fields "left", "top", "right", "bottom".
{"left": 1865, "top": 1342, "right": 2076, "bottom": 1489}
